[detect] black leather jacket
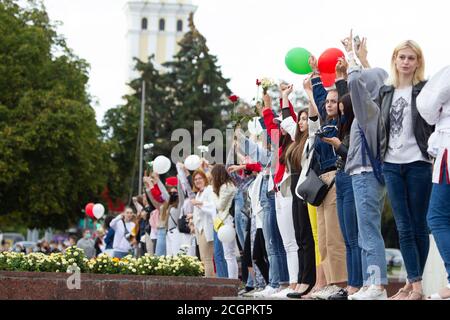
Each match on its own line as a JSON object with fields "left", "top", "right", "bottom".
{"left": 378, "top": 81, "right": 434, "bottom": 160}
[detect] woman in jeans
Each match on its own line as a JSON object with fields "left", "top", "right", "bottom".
{"left": 235, "top": 107, "right": 289, "bottom": 297}
{"left": 322, "top": 92, "right": 362, "bottom": 300}
{"left": 378, "top": 40, "right": 434, "bottom": 300}
{"left": 417, "top": 65, "right": 450, "bottom": 300}
{"left": 211, "top": 164, "right": 239, "bottom": 279}
{"left": 342, "top": 32, "right": 389, "bottom": 300}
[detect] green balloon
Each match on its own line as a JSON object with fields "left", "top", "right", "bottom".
{"left": 285, "top": 48, "right": 313, "bottom": 75}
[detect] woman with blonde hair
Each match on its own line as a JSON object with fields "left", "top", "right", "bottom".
{"left": 191, "top": 170, "right": 217, "bottom": 277}
{"left": 379, "top": 40, "right": 434, "bottom": 300}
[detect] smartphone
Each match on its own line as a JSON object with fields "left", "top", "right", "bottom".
{"left": 354, "top": 36, "right": 361, "bottom": 51}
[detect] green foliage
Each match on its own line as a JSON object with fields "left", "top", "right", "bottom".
{"left": 103, "top": 14, "right": 233, "bottom": 200}
{"left": 0, "top": 0, "right": 112, "bottom": 229}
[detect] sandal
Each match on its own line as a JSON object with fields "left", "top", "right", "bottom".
{"left": 407, "top": 290, "right": 424, "bottom": 300}
{"left": 389, "top": 288, "right": 411, "bottom": 300}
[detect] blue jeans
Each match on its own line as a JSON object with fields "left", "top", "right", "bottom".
{"left": 214, "top": 231, "right": 229, "bottom": 278}
{"left": 336, "top": 171, "right": 363, "bottom": 288}
{"left": 383, "top": 161, "right": 432, "bottom": 283}
{"left": 234, "top": 189, "right": 254, "bottom": 288}
{"left": 260, "top": 177, "right": 289, "bottom": 288}
{"left": 352, "top": 172, "right": 388, "bottom": 286}
{"left": 155, "top": 228, "right": 167, "bottom": 256}
{"left": 428, "top": 180, "right": 450, "bottom": 283}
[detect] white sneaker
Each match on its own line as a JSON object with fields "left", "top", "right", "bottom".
{"left": 354, "top": 285, "right": 387, "bottom": 300}
{"left": 348, "top": 287, "right": 368, "bottom": 300}
{"left": 252, "top": 286, "right": 280, "bottom": 297}
{"left": 271, "top": 287, "right": 296, "bottom": 298}
{"left": 242, "top": 288, "right": 263, "bottom": 297}
{"left": 311, "top": 285, "right": 341, "bottom": 300}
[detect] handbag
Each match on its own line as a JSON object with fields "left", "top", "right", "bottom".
{"left": 178, "top": 214, "right": 191, "bottom": 234}
{"left": 296, "top": 148, "right": 335, "bottom": 207}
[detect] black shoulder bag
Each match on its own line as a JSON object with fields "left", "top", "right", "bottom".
{"left": 296, "top": 143, "right": 335, "bottom": 207}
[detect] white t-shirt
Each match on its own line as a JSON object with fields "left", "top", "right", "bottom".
{"left": 385, "top": 86, "right": 430, "bottom": 164}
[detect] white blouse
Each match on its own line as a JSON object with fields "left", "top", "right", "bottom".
{"left": 417, "top": 66, "right": 450, "bottom": 184}
{"left": 192, "top": 185, "right": 217, "bottom": 242}
{"left": 212, "top": 183, "right": 237, "bottom": 225}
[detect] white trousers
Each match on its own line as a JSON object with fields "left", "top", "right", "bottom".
{"left": 166, "top": 228, "right": 182, "bottom": 256}
{"left": 223, "top": 238, "right": 239, "bottom": 279}
{"left": 275, "top": 192, "right": 299, "bottom": 284}
{"left": 179, "top": 232, "right": 197, "bottom": 256}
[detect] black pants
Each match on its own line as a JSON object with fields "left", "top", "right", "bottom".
{"left": 253, "top": 228, "right": 269, "bottom": 284}
{"left": 291, "top": 173, "right": 316, "bottom": 285}
{"left": 243, "top": 217, "right": 253, "bottom": 268}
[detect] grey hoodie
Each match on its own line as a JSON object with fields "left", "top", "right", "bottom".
{"left": 345, "top": 66, "right": 389, "bottom": 175}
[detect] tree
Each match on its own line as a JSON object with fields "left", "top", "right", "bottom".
{"left": 0, "top": 0, "right": 112, "bottom": 229}
{"left": 103, "top": 13, "right": 234, "bottom": 201}
{"left": 103, "top": 55, "right": 175, "bottom": 203}
{"left": 163, "top": 13, "right": 233, "bottom": 135}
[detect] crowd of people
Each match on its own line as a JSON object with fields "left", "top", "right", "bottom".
{"left": 88, "top": 32, "right": 449, "bottom": 301}
{"left": 3, "top": 31, "right": 449, "bottom": 301}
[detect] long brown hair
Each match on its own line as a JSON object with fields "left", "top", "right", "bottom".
{"left": 211, "top": 164, "right": 235, "bottom": 196}
{"left": 337, "top": 94, "right": 354, "bottom": 141}
{"left": 159, "top": 196, "right": 179, "bottom": 227}
{"left": 286, "top": 110, "right": 309, "bottom": 173}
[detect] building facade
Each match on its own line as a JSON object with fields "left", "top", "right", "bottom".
{"left": 124, "top": 0, "right": 197, "bottom": 82}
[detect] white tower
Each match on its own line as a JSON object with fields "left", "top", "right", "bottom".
{"left": 125, "top": 0, "right": 197, "bottom": 82}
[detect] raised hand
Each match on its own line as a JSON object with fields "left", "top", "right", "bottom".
{"left": 356, "top": 37, "right": 370, "bottom": 68}
{"left": 308, "top": 55, "right": 318, "bottom": 73}
{"left": 281, "top": 84, "right": 294, "bottom": 98}
{"left": 336, "top": 57, "right": 349, "bottom": 79}
{"left": 263, "top": 93, "right": 272, "bottom": 108}
{"left": 341, "top": 29, "right": 354, "bottom": 53}
{"left": 303, "top": 75, "right": 313, "bottom": 93}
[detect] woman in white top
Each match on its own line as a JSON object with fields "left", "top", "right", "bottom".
{"left": 379, "top": 40, "right": 434, "bottom": 300}
{"left": 109, "top": 207, "right": 136, "bottom": 259}
{"left": 211, "top": 164, "right": 239, "bottom": 279}
{"left": 417, "top": 66, "right": 450, "bottom": 300}
{"left": 191, "top": 170, "right": 217, "bottom": 278}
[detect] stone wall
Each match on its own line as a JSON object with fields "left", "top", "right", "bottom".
{"left": 0, "top": 271, "right": 240, "bottom": 300}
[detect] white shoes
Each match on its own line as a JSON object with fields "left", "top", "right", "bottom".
{"left": 349, "top": 285, "right": 387, "bottom": 300}
{"left": 242, "top": 288, "right": 264, "bottom": 297}
{"left": 252, "top": 285, "right": 281, "bottom": 297}
{"left": 270, "top": 287, "right": 296, "bottom": 298}
{"left": 311, "top": 285, "right": 342, "bottom": 300}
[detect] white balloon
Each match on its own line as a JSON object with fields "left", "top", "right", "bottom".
{"left": 93, "top": 203, "right": 105, "bottom": 220}
{"left": 218, "top": 225, "right": 236, "bottom": 244}
{"left": 153, "top": 155, "right": 171, "bottom": 174}
{"left": 184, "top": 155, "right": 201, "bottom": 171}
{"left": 248, "top": 117, "right": 263, "bottom": 136}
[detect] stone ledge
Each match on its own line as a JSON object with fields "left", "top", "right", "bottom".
{"left": 0, "top": 271, "right": 240, "bottom": 300}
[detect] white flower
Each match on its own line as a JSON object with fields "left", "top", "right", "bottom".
{"left": 73, "top": 252, "right": 79, "bottom": 257}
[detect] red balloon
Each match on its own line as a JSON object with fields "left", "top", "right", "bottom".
{"left": 318, "top": 48, "right": 345, "bottom": 74}
{"left": 320, "top": 72, "right": 336, "bottom": 87}
{"left": 85, "top": 203, "right": 95, "bottom": 219}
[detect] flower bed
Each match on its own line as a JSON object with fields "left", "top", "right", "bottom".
{"left": 0, "top": 247, "right": 241, "bottom": 300}
{"left": 0, "top": 247, "right": 204, "bottom": 277}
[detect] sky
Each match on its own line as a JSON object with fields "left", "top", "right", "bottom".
{"left": 42, "top": 0, "right": 450, "bottom": 125}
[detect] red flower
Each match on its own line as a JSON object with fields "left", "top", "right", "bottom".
{"left": 256, "top": 79, "right": 262, "bottom": 86}
{"left": 228, "top": 95, "right": 239, "bottom": 103}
